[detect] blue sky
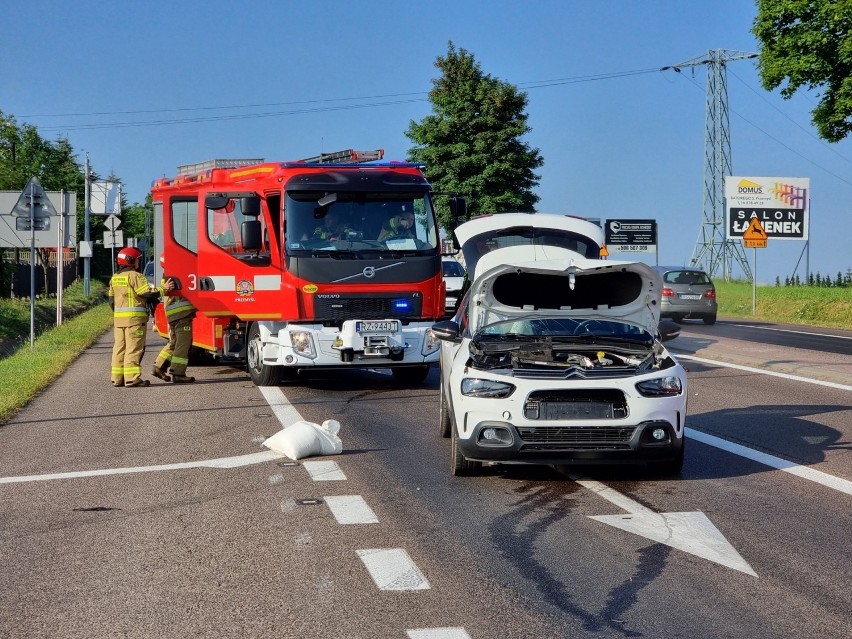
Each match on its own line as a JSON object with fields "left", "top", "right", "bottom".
{"left": 3, "top": 0, "right": 852, "bottom": 284}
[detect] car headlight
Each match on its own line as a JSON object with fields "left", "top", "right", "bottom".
{"left": 635, "top": 375, "right": 683, "bottom": 397}
{"left": 461, "top": 378, "right": 515, "bottom": 398}
{"left": 289, "top": 330, "right": 317, "bottom": 359}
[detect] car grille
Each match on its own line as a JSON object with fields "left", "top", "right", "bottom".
{"left": 523, "top": 389, "right": 628, "bottom": 420}
{"left": 516, "top": 426, "right": 636, "bottom": 451}
{"left": 312, "top": 293, "right": 422, "bottom": 321}
{"left": 513, "top": 366, "right": 636, "bottom": 380}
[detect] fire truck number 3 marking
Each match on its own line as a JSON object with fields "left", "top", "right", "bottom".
{"left": 188, "top": 274, "right": 197, "bottom": 291}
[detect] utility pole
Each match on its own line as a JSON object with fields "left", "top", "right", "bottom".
{"left": 664, "top": 49, "right": 759, "bottom": 281}
{"left": 83, "top": 152, "right": 92, "bottom": 296}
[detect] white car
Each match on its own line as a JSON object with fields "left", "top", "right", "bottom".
{"left": 442, "top": 258, "right": 466, "bottom": 313}
{"left": 432, "top": 213, "right": 687, "bottom": 476}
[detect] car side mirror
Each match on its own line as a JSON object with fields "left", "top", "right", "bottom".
{"left": 658, "top": 318, "right": 681, "bottom": 343}
{"left": 431, "top": 319, "right": 461, "bottom": 342}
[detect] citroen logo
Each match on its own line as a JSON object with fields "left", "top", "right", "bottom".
{"left": 363, "top": 267, "right": 376, "bottom": 278}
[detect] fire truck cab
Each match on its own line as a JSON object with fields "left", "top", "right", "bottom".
{"left": 151, "top": 150, "right": 456, "bottom": 386}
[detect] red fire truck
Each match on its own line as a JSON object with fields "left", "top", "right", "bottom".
{"left": 150, "top": 149, "right": 463, "bottom": 386}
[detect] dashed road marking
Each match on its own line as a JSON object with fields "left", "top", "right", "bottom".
{"left": 303, "top": 460, "right": 347, "bottom": 481}
{"left": 407, "top": 629, "right": 472, "bottom": 639}
{"left": 325, "top": 495, "right": 378, "bottom": 524}
{"left": 357, "top": 548, "right": 430, "bottom": 591}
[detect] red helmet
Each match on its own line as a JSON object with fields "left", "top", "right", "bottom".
{"left": 116, "top": 246, "right": 143, "bottom": 267}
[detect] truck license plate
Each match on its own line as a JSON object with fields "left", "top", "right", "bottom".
{"left": 356, "top": 320, "right": 399, "bottom": 333}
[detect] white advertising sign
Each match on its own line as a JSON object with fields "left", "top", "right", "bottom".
{"left": 725, "top": 177, "right": 809, "bottom": 241}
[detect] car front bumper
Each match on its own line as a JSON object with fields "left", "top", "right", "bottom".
{"left": 456, "top": 418, "right": 684, "bottom": 466}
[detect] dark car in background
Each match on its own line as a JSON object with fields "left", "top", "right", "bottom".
{"left": 654, "top": 266, "right": 717, "bottom": 325}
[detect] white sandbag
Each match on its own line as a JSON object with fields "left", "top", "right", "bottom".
{"left": 263, "top": 419, "right": 343, "bottom": 460}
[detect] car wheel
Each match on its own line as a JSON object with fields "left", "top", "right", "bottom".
{"left": 439, "top": 382, "right": 451, "bottom": 439}
{"left": 451, "top": 428, "right": 480, "bottom": 476}
{"left": 703, "top": 314, "right": 717, "bottom": 326}
{"left": 391, "top": 364, "right": 430, "bottom": 386}
{"left": 656, "top": 439, "right": 685, "bottom": 476}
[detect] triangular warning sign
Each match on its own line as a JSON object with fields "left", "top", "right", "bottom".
{"left": 10, "top": 177, "right": 58, "bottom": 218}
{"left": 742, "top": 217, "right": 767, "bottom": 240}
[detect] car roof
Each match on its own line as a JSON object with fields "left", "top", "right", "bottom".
{"left": 654, "top": 265, "right": 709, "bottom": 273}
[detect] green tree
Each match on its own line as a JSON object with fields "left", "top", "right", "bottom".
{"left": 752, "top": 1, "right": 852, "bottom": 142}
{"left": 406, "top": 42, "right": 543, "bottom": 230}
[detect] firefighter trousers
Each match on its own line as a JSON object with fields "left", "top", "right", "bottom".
{"left": 154, "top": 317, "right": 193, "bottom": 376}
{"left": 112, "top": 323, "right": 147, "bottom": 386}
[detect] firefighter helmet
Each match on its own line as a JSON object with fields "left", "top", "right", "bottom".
{"left": 116, "top": 246, "right": 143, "bottom": 267}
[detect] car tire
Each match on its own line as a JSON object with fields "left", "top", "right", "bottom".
{"left": 439, "top": 382, "right": 451, "bottom": 439}
{"left": 703, "top": 314, "right": 717, "bottom": 326}
{"left": 656, "top": 439, "right": 685, "bottom": 476}
{"left": 451, "top": 429, "right": 480, "bottom": 476}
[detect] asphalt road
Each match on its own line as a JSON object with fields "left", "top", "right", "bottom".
{"left": 0, "top": 318, "right": 850, "bottom": 638}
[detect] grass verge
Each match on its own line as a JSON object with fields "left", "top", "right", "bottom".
{"left": 0, "top": 300, "right": 112, "bottom": 425}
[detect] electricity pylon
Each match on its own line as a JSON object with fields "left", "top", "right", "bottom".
{"left": 666, "top": 49, "right": 759, "bottom": 281}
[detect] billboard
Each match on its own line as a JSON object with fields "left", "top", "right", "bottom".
{"left": 725, "top": 177, "right": 809, "bottom": 241}
{"left": 604, "top": 219, "right": 657, "bottom": 253}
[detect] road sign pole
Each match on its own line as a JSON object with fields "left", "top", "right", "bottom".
{"left": 29, "top": 180, "right": 36, "bottom": 347}
{"left": 752, "top": 248, "right": 757, "bottom": 315}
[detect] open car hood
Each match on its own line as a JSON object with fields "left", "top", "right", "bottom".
{"left": 467, "top": 247, "right": 663, "bottom": 334}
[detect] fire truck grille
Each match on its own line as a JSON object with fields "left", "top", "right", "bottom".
{"left": 313, "top": 293, "right": 422, "bottom": 321}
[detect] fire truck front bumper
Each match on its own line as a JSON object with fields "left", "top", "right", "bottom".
{"left": 269, "top": 321, "right": 441, "bottom": 368}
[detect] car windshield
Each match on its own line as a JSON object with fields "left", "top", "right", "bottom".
{"left": 476, "top": 316, "right": 653, "bottom": 343}
{"left": 443, "top": 261, "right": 465, "bottom": 277}
{"left": 285, "top": 190, "right": 439, "bottom": 254}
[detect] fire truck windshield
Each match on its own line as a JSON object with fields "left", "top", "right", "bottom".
{"left": 285, "top": 191, "right": 439, "bottom": 254}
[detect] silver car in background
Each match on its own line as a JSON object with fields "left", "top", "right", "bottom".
{"left": 654, "top": 266, "right": 717, "bottom": 325}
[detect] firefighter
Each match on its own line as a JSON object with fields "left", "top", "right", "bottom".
{"left": 377, "top": 206, "right": 415, "bottom": 241}
{"left": 109, "top": 246, "right": 173, "bottom": 387}
{"left": 152, "top": 254, "right": 197, "bottom": 383}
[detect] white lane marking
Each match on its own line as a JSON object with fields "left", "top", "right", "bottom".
{"left": 303, "top": 460, "right": 347, "bottom": 481}
{"left": 0, "top": 451, "right": 283, "bottom": 485}
{"left": 674, "top": 353, "right": 852, "bottom": 391}
{"left": 407, "top": 629, "right": 472, "bottom": 639}
{"left": 325, "top": 495, "right": 378, "bottom": 524}
{"left": 687, "top": 428, "right": 852, "bottom": 497}
{"left": 258, "top": 386, "right": 305, "bottom": 425}
{"left": 731, "top": 324, "right": 852, "bottom": 340}
{"left": 357, "top": 548, "right": 431, "bottom": 590}
{"left": 574, "top": 477, "right": 757, "bottom": 576}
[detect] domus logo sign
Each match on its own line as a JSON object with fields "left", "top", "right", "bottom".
{"left": 736, "top": 179, "right": 763, "bottom": 194}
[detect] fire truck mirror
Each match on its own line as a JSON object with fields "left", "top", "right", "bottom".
{"left": 448, "top": 196, "right": 467, "bottom": 222}
{"left": 205, "top": 195, "right": 231, "bottom": 210}
{"left": 241, "top": 195, "right": 261, "bottom": 217}
{"left": 242, "top": 219, "right": 263, "bottom": 251}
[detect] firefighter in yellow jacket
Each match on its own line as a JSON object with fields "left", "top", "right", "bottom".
{"left": 152, "top": 254, "right": 197, "bottom": 383}
{"left": 109, "top": 247, "right": 172, "bottom": 387}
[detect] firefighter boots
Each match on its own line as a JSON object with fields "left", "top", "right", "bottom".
{"left": 152, "top": 364, "right": 171, "bottom": 383}
{"left": 172, "top": 374, "right": 195, "bottom": 383}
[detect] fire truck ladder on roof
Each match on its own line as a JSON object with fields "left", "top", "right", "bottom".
{"left": 298, "top": 149, "right": 384, "bottom": 164}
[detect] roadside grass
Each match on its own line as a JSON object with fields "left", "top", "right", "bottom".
{"left": 715, "top": 281, "right": 852, "bottom": 329}
{"left": 0, "top": 281, "right": 111, "bottom": 425}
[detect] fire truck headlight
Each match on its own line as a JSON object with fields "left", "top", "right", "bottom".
{"left": 422, "top": 328, "right": 440, "bottom": 356}
{"left": 289, "top": 331, "right": 317, "bottom": 359}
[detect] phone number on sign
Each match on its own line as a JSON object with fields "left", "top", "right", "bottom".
{"left": 610, "top": 245, "right": 652, "bottom": 252}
